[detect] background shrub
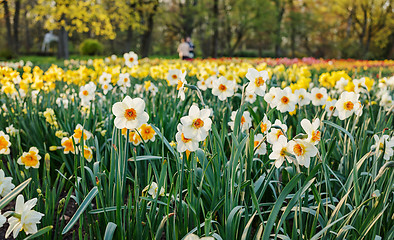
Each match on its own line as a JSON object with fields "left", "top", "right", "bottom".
{"left": 79, "top": 39, "right": 103, "bottom": 56}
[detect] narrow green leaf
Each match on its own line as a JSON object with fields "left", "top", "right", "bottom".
{"left": 0, "top": 178, "right": 32, "bottom": 210}
{"left": 103, "top": 222, "right": 117, "bottom": 240}
{"left": 62, "top": 186, "right": 98, "bottom": 234}
{"left": 23, "top": 226, "right": 53, "bottom": 240}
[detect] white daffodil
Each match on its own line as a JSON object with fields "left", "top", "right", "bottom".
{"left": 260, "top": 114, "right": 271, "bottom": 135}
{"left": 288, "top": 139, "right": 318, "bottom": 168}
{"left": 124, "top": 51, "right": 138, "bottom": 68}
{"left": 301, "top": 118, "right": 321, "bottom": 145}
{"left": 180, "top": 105, "right": 212, "bottom": 141}
{"left": 228, "top": 111, "right": 252, "bottom": 132}
{"left": 102, "top": 82, "right": 113, "bottom": 95}
{"left": 245, "top": 68, "right": 269, "bottom": 96}
{"left": 373, "top": 135, "right": 394, "bottom": 160}
{"left": 6, "top": 124, "right": 19, "bottom": 137}
{"left": 98, "top": 72, "right": 112, "bottom": 85}
{"left": 264, "top": 87, "right": 280, "bottom": 108}
{"left": 272, "top": 87, "right": 297, "bottom": 113}
{"left": 206, "top": 75, "right": 216, "bottom": 89}
{"left": 0, "top": 169, "right": 15, "bottom": 197}
{"left": 267, "top": 120, "right": 288, "bottom": 144}
{"left": 175, "top": 123, "right": 199, "bottom": 153}
{"left": 167, "top": 69, "right": 182, "bottom": 86}
{"left": 17, "top": 147, "right": 41, "bottom": 169}
{"left": 353, "top": 78, "right": 368, "bottom": 93}
{"left": 112, "top": 96, "right": 149, "bottom": 129}
{"left": 380, "top": 93, "right": 393, "bottom": 112}
{"left": 335, "top": 77, "right": 348, "bottom": 92}
{"left": 197, "top": 79, "right": 208, "bottom": 91}
{"left": 245, "top": 90, "right": 257, "bottom": 103}
{"left": 5, "top": 195, "right": 44, "bottom": 239}
{"left": 0, "top": 212, "right": 5, "bottom": 228}
{"left": 0, "top": 131, "right": 11, "bottom": 155}
{"left": 294, "top": 88, "right": 311, "bottom": 107}
{"left": 325, "top": 100, "right": 338, "bottom": 117}
{"left": 117, "top": 73, "right": 131, "bottom": 88}
{"left": 212, "top": 76, "right": 235, "bottom": 101}
{"left": 56, "top": 97, "right": 69, "bottom": 109}
{"left": 254, "top": 134, "right": 267, "bottom": 155}
{"left": 269, "top": 135, "right": 292, "bottom": 168}
{"left": 177, "top": 71, "right": 188, "bottom": 101}
{"left": 80, "top": 145, "right": 93, "bottom": 162}
{"left": 79, "top": 82, "right": 96, "bottom": 106}
{"left": 335, "top": 91, "right": 362, "bottom": 120}
{"left": 184, "top": 233, "right": 214, "bottom": 240}
{"left": 143, "top": 182, "right": 165, "bottom": 198}
{"left": 310, "top": 87, "right": 328, "bottom": 106}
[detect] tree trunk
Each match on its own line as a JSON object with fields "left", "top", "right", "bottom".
{"left": 13, "top": 0, "right": 21, "bottom": 53}
{"left": 24, "top": 7, "right": 32, "bottom": 53}
{"left": 289, "top": 0, "right": 295, "bottom": 57}
{"left": 211, "top": 0, "right": 219, "bottom": 58}
{"left": 140, "top": 1, "right": 158, "bottom": 58}
{"left": 58, "top": 26, "right": 69, "bottom": 59}
{"left": 126, "top": 26, "right": 133, "bottom": 52}
{"left": 2, "top": 0, "right": 13, "bottom": 51}
{"left": 274, "top": 1, "right": 285, "bottom": 57}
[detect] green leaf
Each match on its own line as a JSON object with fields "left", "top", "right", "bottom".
{"left": 62, "top": 186, "right": 98, "bottom": 234}
{"left": 0, "top": 178, "right": 32, "bottom": 210}
{"left": 155, "top": 213, "right": 175, "bottom": 240}
{"left": 262, "top": 173, "right": 302, "bottom": 239}
{"left": 23, "top": 226, "right": 53, "bottom": 240}
{"left": 322, "top": 120, "right": 355, "bottom": 147}
{"left": 103, "top": 222, "right": 117, "bottom": 240}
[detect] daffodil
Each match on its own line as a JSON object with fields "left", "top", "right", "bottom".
{"left": 273, "top": 87, "right": 297, "bottom": 113}
{"left": 335, "top": 91, "right": 362, "bottom": 120}
{"left": 79, "top": 82, "right": 96, "bottom": 106}
{"left": 254, "top": 134, "right": 267, "bottom": 155}
{"left": 5, "top": 195, "right": 44, "bottom": 238}
{"left": 267, "top": 120, "right": 288, "bottom": 144}
{"left": 245, "top": 68, "right": 268, "bottom": 96}
{"left": 167, "top": 69, "right": 182, "bottom": 86}
{"left": 260, "top": 114, "right": 271, "bottom": 135}
{"left": 137, "top": 124, "right": 156, "bottom": 142}
{"left": 98, "top": 72, "right": 112, "bottom": 85}
{"left": 294, "top": 88, "right": 311, "bottom": 107}
{"left": 373, "top": 135, "right": 394, "bottom": 160}
{"left": 0, "top": 169, "right": 15, "bottom": 197}
{"left": 112, "top": 96, "right": 149, "bottom": 129}
{"left": 228, "top": 110, "right": 252, "bottom": 132}
{"left": 310, "top": 87, "right": 328, "bottom": 106}
{"left": 72, "top": 124, "right": 93, "bottom": 144}
{"left": 0, "top": 131, "right": 11, "bottom": 155}
{"left": 124, "top": 51, "right": 138, "bottom": 68}
{"left": 61, "top": 137, "right": 77, "bottom": 154}
{"left": 143, "top": 182, "right": 165, "bottom": 198}
{"left": 17, "top": 147, "right": 41, "bottom": 169}
{"left": 301, "top": 118, "right": 321, "bottom": 145}
{"left": 184, "top": 233, "right": 214, "bottom": 240}
{"left": 325, "top": 100, "right": 338, "bottom": 116}
{"left": 212, "top": 76, "right": 235, "bottom": 101}
{"left": 269, "top": 135, "right": 292, "bottom": 168}
{"left": 175, "top": 123, "right": 199, "bottom": 153}
{"left": 180, "top": 105, "right": 212, "bottom": 141}
{"left": 288, "top": 139, "right": 318, "bottom": 168}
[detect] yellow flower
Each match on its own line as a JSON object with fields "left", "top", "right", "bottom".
{"left": 17, "top": 147, "right": 41, "bottom": 169}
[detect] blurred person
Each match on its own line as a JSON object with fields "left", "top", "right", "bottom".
{"left": 177, "top": 38, "right": 190, "bottom": 60}
{"left": 186, "top": 36, "right": 195, "bottom": 58}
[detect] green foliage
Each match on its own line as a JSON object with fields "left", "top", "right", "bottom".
{"left": 79, "top": 39, "right": 104, "bottom": 56}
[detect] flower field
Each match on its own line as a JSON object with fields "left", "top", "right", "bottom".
{"left": 0, "top": 54, "right": 393, "bottom": 239}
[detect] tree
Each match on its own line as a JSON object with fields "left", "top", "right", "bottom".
{"left": 34, "top": 0, "right": 116, "bottom": 59}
